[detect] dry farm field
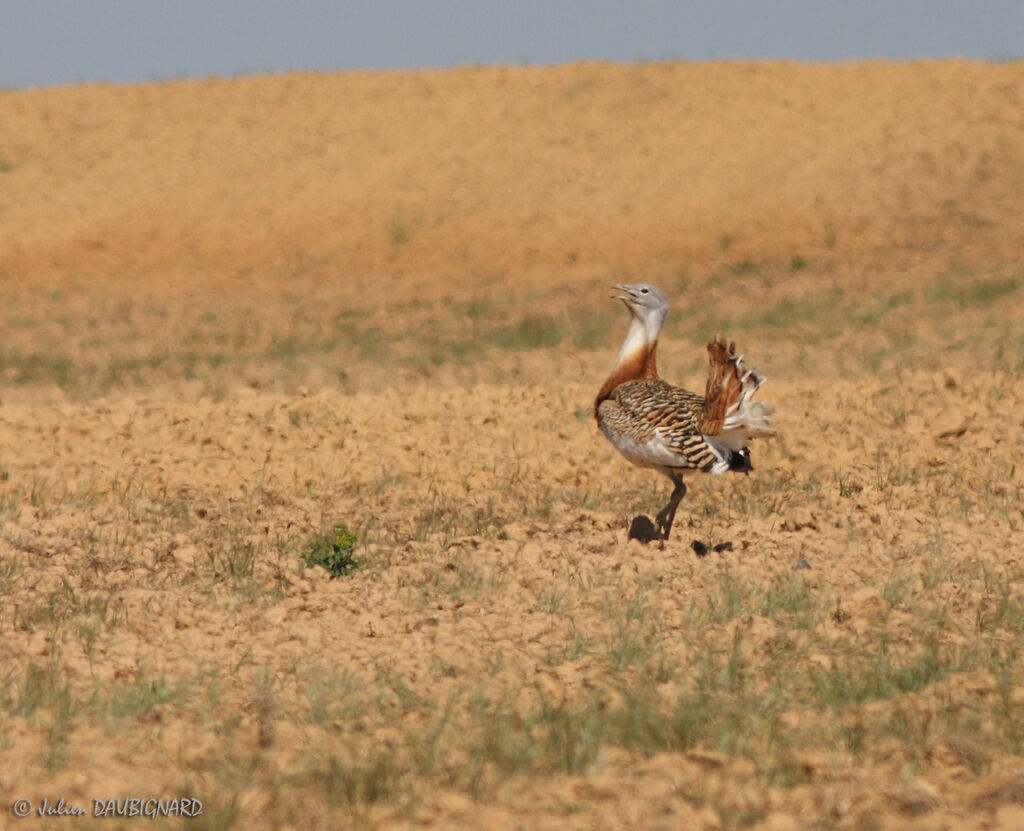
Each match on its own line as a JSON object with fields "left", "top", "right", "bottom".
{"left": 1, "top": 59, "right": 1023, "bottom": 829}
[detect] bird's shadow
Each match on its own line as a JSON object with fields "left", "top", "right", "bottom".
{"left": 690, "top": 540, "right": 733, "bottom": 557}
{"left": 627, "top": 515, "right": 660, "bottom": 543}
{"left": 627, "top": 515, "right": 733, "bottom": 555}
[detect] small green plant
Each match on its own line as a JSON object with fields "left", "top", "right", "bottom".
{"left": 303, "top": 525, "right": 361, "bottom": 578}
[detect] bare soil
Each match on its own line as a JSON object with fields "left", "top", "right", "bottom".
{"left": 1, "top": 59, "right": 1023, "bottom": 830}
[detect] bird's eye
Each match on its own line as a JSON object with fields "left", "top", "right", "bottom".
{"left": 640, "top": 288, "right": 649, "bottom": 294}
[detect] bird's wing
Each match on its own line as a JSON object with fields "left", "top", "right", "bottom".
{"left": 608, "top": 379, "right": 724, "bottom": 472}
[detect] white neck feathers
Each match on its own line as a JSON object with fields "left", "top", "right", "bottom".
{"left": 616, "top": 316, "right": 649, "bottom": 364}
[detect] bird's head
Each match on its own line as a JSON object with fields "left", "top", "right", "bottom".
{"left": 611, "top": 283, "right": 669, "bottom": 334}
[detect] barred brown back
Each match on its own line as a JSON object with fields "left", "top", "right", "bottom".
{"left": 604, "top": 379, "right": 723, "bottom": 472}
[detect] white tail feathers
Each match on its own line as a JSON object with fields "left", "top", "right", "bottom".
{"left": 722, "top": 365, "right": 775, "bottom": 438}
{"left": 702, "top": 337, "right": 774, "bottom": 439}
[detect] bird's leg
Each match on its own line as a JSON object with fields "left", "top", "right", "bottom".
{"left": 654, "top": 474, "right": 686, "bottom": 540}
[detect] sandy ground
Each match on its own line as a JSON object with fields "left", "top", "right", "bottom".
{"left": 0, "top": 60, "right": 1023, "bottom": 830}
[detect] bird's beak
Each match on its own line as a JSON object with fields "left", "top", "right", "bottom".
{"left": 610, "top": 284, "right": 635, "bottom": 303}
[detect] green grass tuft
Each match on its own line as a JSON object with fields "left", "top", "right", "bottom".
{"left": 303, "top": 525, "right": 361, "bottom": 578}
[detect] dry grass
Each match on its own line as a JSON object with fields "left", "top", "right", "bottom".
{"left": 2, "top": 260, "right": 1022, "bottom": 829}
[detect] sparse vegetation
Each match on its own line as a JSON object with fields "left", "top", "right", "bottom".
{"left": 2, "top": 267, "right": 1022, "bottom": 824}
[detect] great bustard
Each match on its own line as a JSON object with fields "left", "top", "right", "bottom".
{"left": 594, "top": 283, "right": 774, "bottom": 542}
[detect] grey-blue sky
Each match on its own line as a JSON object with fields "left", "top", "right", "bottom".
{"left": 2, "top": 0, "right": 1021, "bottom": 89}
